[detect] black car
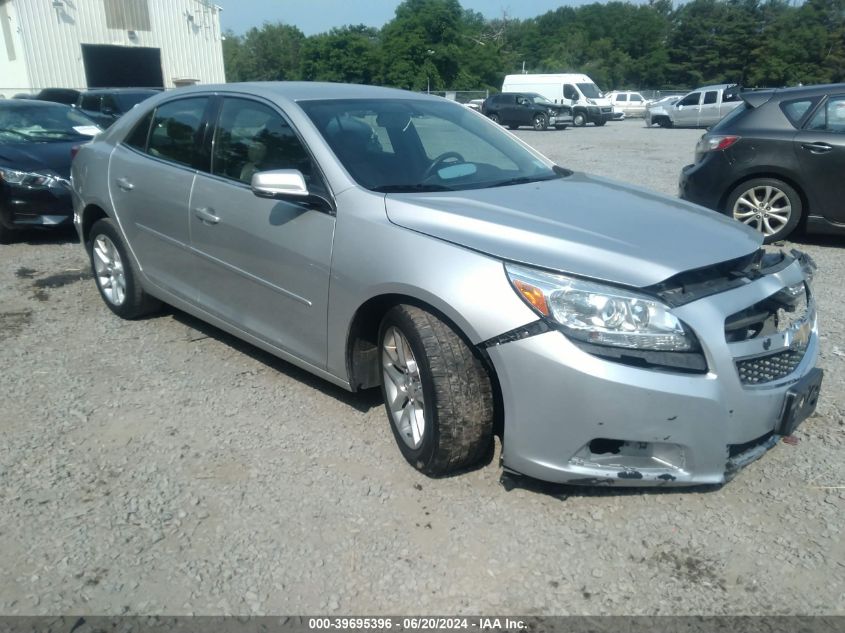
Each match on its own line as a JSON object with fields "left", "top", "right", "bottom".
{"left": 75, "top": 88, "right": 161, "bottom": 128}
{"left": 34, "top": 88, "right": 81, "bottom": 105}
{"left": 680, "top": 83, "right": 845, "bottom": 243}
{"left": 0, "top": 100, "right": 101, "bottom": 243}
{"left": 481, "top": 92, "right": 572, "bottom": 131}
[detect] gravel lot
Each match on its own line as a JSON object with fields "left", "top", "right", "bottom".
{"left": 1, "top": 119, "right": 842, "bottom": 616}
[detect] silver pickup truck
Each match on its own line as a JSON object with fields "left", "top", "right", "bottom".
{"left": 646, "top": 84, "right": 742, "bottom": 128}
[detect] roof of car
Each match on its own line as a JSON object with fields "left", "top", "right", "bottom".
{"left": 0, "top": 98, "right": 73, "bottom": 109}
{"left": 170, "top": 81, "right": 445, "bottom": 103}
{"left": 80, "top": 88, "right": 162, "bottom": 94}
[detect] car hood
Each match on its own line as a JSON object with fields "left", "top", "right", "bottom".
{"left": 384, "top": 173, "right": 762, "bottom": 288}
{"left": 0, "top": 141, "right": 77, "bottom": 178}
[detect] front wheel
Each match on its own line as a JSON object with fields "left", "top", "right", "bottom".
{"left": 379, "top": 305, "right": 494, "bottom": 477}
{"left": 657, "top": 116, "right": 673, "bottom": 129}
{"left": 572, "top": 112, "right": 587, "bottom": 127}
{"left": 726, "top": 178, "right": 802, "bottom": 243}
{"left": 533, "top": 114, "right": 548, "bottom": 131}
{"left": 595, "top": 120, "right": 607, "bottom": 127}
{"left": 88, "top": 218, "right": 161, "bottom": 319}
{"left": 488, "top": 113, "right": 500, "bottom": 125}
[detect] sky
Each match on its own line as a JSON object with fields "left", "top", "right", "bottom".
{"left": 217, "top": 0, "right": 628, "bottom": 36}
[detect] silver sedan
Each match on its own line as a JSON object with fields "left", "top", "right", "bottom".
{"left": 71, "top": 82, "right": 822, "bottom": 487}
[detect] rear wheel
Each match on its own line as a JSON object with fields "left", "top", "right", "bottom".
{"left": 533, "top": 114, "right": 548, "bottom": 131}
{"left": 595, "top": 120, "right": 607, "bottom": 127}
{"left": 726, "top": 178, "right": 802, "bottom": 243}
{"left": 379, "top": 305, "right": 494, "bottom": 477}
{"left": 573, "top": 111, "right": 587, "bottom": 127}
{"left": 88, "top": 218, "right": 161, "bottom": 318}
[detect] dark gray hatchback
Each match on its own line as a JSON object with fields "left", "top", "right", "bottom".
{"left": 679, "top": 83, "right": 845, "bottom": 243}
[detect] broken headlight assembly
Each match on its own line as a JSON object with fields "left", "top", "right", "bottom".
{"left": 505, "top": 263, "right": 707, "bottom": 372}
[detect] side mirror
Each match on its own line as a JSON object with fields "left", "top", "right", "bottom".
{"left": 251, "top": 169, "right": 309, "bottom": 198}
{"left": 251, "top": 169, "right": 335, "bottom": 212}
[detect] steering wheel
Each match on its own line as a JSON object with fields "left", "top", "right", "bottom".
{"left": 422, "top": 151, "right": 466, "bottom": 181}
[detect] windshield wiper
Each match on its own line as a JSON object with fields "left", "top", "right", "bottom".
{"left": 487, "top": 174, "right": 562, "bottom": 188}
{"left": 0, "top": 128, "right": 31, "bottom": 140}
{"left": 371, "top": 184, "right": 454, "bottom": 193}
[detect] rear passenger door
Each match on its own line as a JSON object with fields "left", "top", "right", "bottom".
{"left": 108, "top": 96, "right": 212, "bottom": 300}
{"left": 187, "top": 96, "right": 335, "bottom": 368}
{"left": 698, "top": 90, "right": 720, "bottom": 127}
{"left": 795, "top": 95, "right": 845, "bottom": 224}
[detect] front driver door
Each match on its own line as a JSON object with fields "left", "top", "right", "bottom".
{"left": 673, "top": 91, "right": 702, "bottom": 127}
{"left": 795, "top": 94, "right": 845, "bottom": 225}
{"left": 187, "top": 96, "right": 335, "bottom": 368}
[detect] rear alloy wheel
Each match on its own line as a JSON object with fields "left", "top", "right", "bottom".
{"left": 573, "top": 112, "right": 587, "bottom": 127}
{"left": 488, "top": 113, "right": 500, "bottom": 125}
{"left": 88, "top": 218, "right": 161, "bottom": 318}
{"left": 379, "top": 305, "right": 494, "bottom": 477}
{"left": 533, "top": 114, "right": 548, "bottom": 131}
{"left": 726, "top": 178, "right": 802, "bottom": 243}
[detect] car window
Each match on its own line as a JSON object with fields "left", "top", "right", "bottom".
{"left": 703, "top": 91, "right": 718, "bottom": 105}
{"left": 212, "top": 98, "right": 320, "bottom": 188}
{"left": 101, "top": 94, "right": 119, "bottom": 113}
{"left": 616, "top": 94, "right": 628, "bottom": 102}
{"left": 125, "top": 109, "right": 153, "bottom": 150}
{"left": 723, "top": 88, "right": 741, "bottom": 102}
{"left": 630, "top": 94, "right": 643, "bottom": 102}
{"left": 679, "top": 92, "right": 702, "bottom": 107}
{"left": 147, "top": 97, "right": 209, "bottom": 167}
{"left": 517, "top": 96, "right": 531, "bottom": 106}
{"left": 808, "top": 96, "right": 845, "bottom": 133}
{"left": 780, "top": 98, "right": 817, "bottom": 128}
{"left": 301, "top": 99, "right": 558, "bottom": 192}
{"left": 563, "top": 84, "right": 578, "bottom": 100}
{"left": 80, "top": 94, "right": 100, "bottom": 110}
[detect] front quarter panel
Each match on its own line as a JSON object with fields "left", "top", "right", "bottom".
{"left": 71, "top": 140, "right": 116, "bottom": 241}
{"left": 325, "top": 187, "right": 538, "bottom": 381}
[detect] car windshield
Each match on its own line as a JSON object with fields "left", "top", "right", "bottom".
{"left": 526, "top": 94, "right": 553, "bottom": 105}
{"left": 300, "top": 98, "right": 563, "bottom": 192}
{"left": 577, "top": 83, "right": 603, "bottom": 99}
{"left": 0, "top": 103, "right": 100, "bottom": 142}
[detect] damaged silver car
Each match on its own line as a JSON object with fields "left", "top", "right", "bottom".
{"left": 70, "top": 82, "right": 822, "bottom": 487}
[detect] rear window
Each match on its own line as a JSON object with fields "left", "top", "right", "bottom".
{"left": 780, "top": 98, "right": 819, "bottom": 129}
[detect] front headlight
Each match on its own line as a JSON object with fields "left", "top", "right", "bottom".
{"left": 0, "top": 165, "right": 59, "bottom": 188}
{"left": 506, "top": 263, "right": 698, "bottom": 352}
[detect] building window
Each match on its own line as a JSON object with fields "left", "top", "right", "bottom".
{"left": 104, "top": 0, "right": 151, "bottom": 32}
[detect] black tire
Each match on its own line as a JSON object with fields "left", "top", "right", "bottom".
{"left": 595, "top": 120, "right": 607, "bottom": 127}
{"left": 488, "top": 113, "right": 500, "bottom": 125}
{"left": 725, "top": 178, "right": 803, "bottom": 244}
{"left": 572, "top": 111, "right": 587, "bottom": 127}
{"left": 378, "top": 304, "right": 494, "bottom": 477}
{"left": 657, "top": 116, "right": 673, "bottom": 129}
{"left": 532, "top": 114, "right": 548, "bottom": 131}
{"left": 507, "top": 124, "right": 519, "bottom": 130}
{"left": 87, "top": 218, "right": 161, "bottom": 319}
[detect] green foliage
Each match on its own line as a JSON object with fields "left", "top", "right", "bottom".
{"left": 223, "top": 0, "right": 845, "bottom": 91}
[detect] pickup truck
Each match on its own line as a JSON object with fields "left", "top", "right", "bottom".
{"left": 646, "top": 84, "right": 742, "bottom": 128}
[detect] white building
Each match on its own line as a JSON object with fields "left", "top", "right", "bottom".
{"left": 0, "top": 0, "right": 225, "bottom": 97}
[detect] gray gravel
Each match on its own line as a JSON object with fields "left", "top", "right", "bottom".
{"left": 0, "top": 119, "right": 842, "bottom": 616}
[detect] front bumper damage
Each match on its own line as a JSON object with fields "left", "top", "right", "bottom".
{"left": 485, "top": 251, "right": 821, "bottom": 486}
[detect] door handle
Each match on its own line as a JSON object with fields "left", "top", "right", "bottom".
{"left": 115, "top": 177, "right": 134, "bottom": 191}
{"left": 801, "top": 142, "right": 833, "bottom": 154}
{"left": 194, "top": 207, "right": 220, "bottom": 225}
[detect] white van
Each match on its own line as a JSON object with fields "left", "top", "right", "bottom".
{"left": 502, "top": 74, "right": 614, "bottom": 126}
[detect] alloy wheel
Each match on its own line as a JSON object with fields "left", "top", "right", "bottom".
{"left": 92, "top": 234, "right": 127, "bottom": 306}
{"left": 732, "top": 185, "right": 791, "bottom": 237}
{"left": 382, "top": 326, "right": 426, "bottom": 450}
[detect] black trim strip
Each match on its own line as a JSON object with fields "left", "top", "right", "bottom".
{"left": 479, "top": 320, "right": 550, "bottom": 348}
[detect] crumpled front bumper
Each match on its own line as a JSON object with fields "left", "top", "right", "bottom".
{"left": 487, "top": 257, "right": 819, "bottom": 486}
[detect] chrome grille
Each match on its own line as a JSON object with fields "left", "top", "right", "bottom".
{"left": 736, "top": 347, "right": 806, "bottom": 385}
